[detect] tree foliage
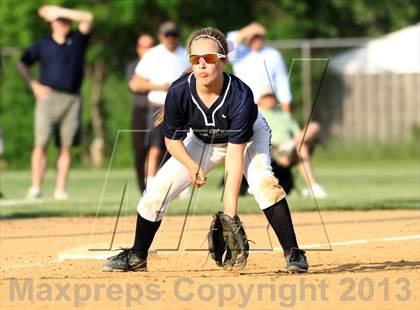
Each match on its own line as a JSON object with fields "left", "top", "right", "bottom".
{"left": 1, "top": 0, "right": 419, "bottom": 167}
{"left": 3, "top": 0, "right": 417, "bottom": 68}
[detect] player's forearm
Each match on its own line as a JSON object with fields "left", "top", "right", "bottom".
{"left": 17, "top": 62, "right": 34, "bottom": 85}
{"left": 223, "top": 143, "right": 245, "bottom": 217}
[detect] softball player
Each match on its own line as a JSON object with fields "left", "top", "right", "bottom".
{"left": 103, "top": 27, "right": 308, "bottom": 273}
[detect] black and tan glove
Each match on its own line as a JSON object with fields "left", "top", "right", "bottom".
{"left": 208, "top": 212, "right": 249, "bottom": 270}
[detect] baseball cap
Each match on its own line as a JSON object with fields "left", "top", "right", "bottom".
{"left": 55, "top": 17, "right": 72, "bottom": 23}
{"left": 159, "top": 21, "right": 180, "bottom": 36}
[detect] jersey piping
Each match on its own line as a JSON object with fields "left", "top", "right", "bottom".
{"left": 187, "top": 73, "right": 232, "bottom": 126}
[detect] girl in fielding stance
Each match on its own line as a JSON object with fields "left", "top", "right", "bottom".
{"left": 103, "top": 27, "right": 308, "bottom": 273}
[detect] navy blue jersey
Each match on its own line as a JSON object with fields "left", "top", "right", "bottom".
{"left": 20, "top": 30, "right": 90, "bottom": 94}
{"left": 163, "top": 72, "right": 258, "bottom": 144}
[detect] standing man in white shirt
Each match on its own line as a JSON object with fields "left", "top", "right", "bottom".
{"left": 227, "top": 22, "right": 292, "bottom": 112}
{"left": 129, "top": 21, "right": 189, "bottom": 187}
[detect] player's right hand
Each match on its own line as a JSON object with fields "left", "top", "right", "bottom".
{"left": 31, "top": 81, "right": 51, "bottom": 100}
{"left": 189, "top": 167, "right": 206, "bottom": 187}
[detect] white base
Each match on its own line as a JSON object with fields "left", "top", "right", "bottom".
{"left": 57, "top": 243, "right": 130, "bottom": 261}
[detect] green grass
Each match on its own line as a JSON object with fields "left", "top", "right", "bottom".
{"left": 0, "top": 159, "right": 419, "bottom": 219}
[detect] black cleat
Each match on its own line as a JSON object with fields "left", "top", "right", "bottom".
{"left": 284, "top": 247, "right": 308, "bottom": 273}
{"left": 103, "top": 248, "right": 147, "bottom": 272}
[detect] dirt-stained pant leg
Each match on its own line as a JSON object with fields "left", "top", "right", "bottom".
{"left": 243, "top": 124, "right": 286, "bottom": 209}
{"left": 137, "top": 132, "right": 226, "bottom": 222}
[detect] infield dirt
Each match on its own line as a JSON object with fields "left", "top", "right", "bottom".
{"left": 1, "top": 210, "right": 419, "bottom": 309}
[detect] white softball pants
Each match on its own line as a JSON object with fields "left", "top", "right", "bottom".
{"left": 137, "top": 115, "right": 286, "bottom": 222}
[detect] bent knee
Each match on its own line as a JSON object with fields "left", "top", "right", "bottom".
{"left": 248, "top": 153, "right": 271, "bottom": 171}
{"left": 138, "top": 195, "right": 166, "bottom": 221}
{"left": 252, "top": 174, "right": 286, "bottom": 208}
{"left": 138, "top": 182, "right": 172, "bottom": 221}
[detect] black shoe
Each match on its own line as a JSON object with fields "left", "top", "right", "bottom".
{"left": 284, "top": 247, "right": 308, "bottom": 273}
{"left": 103, "top": 248, "right": 147, "bottom": 272}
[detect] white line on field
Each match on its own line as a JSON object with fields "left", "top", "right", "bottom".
{"left": 274, "top": 234, "right": 420, "bottom": 251}
{"left": 0, "top": 199, "right": 56, "bottom": 206}
{"left": 2, "top": 234, "right": 419, "bottom": 269}
{"left": 0, "top": 198, "right": 94, "bottom": 207}
{"left": 51, "top": 234, "right": 420, "bottom": 261}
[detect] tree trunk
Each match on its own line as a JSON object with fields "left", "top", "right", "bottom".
{"left": 89, "top": 59, "right": 106, "bottom": 167}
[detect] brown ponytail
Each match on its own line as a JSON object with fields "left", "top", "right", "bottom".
{"left": 153, "top": 107, "right": 164, "bottom": 127}
{"left": 153, "top": 68, "right": 193, "bottom": 127}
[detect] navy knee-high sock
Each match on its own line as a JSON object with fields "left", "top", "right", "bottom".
{"left": 132, "top": 214, "right": 161, "bottom": 259}
{"left": 263, "top": 198, "right": 298, "bottom": 253}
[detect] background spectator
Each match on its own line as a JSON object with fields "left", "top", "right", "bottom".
{"left": 17, "top": 5, "right": 93, "bottom": 200}
{"left": 126, "top": 34, "right": 155, "bottom": 193}
{"left": 258, "top": 87, "right": 327, "bottom": 198}
{"left": 227, "top": 22, "right": 292, "bottom": 112}
{"left": 129, "top": 21, "right": 189, "bottom": 188}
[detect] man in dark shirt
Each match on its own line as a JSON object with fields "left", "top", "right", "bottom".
{"left": 17, "top": 5, "right": 93, "bottom": 200}
{"left": 126, "top": 34, "right": 154, "bottom": 192}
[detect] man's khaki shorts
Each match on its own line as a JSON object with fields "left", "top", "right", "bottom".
{"left": 35, "top": 90, "right": 81, "bottom": 148}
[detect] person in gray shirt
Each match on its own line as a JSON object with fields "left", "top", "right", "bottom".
{"left": 126, "top": 34, "right": 155, "bottom": 192}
